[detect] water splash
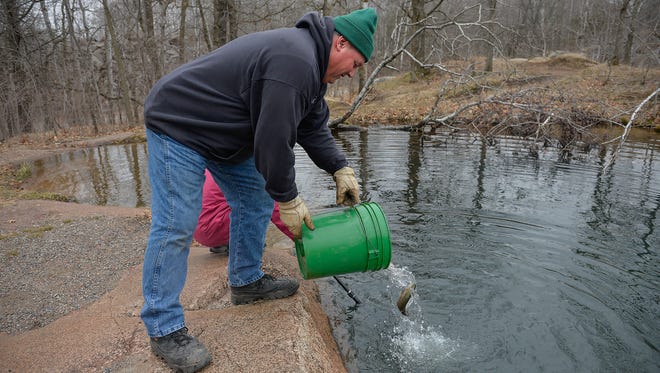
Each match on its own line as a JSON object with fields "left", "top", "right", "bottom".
{"left": 391, "top": 319, "right": 461, "bottom": 370}
{"left": 386, "top": 264, "right": 462, "bottom": 371}
{"left": 388, "top": 263, "right": 417, "bottom": 287}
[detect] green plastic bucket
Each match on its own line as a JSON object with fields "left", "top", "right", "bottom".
{"left": 295, "top": 202, "right": 391, "bottom": 280}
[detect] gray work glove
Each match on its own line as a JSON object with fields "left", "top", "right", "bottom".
{"left": 279, "top": 196, "right": 315, "bottom": 239}
{"left": 333, "top": 167, "right": 360, "bottom": 206}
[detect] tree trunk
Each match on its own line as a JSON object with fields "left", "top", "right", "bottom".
{"left": 407, "top": 0, "right": 446, "bottom": 77}
{"left": 410, "top": 0, "right": 426, "bottom": 77}
{"left": 178, "top": 0, "right": 189, "bottom": 64}
{"left": 104, "top": 22, "right": 116, "bottom": 126}
{"left": 38, "top": 0, "right": 59, "bottom": 133}
{"left": 77, "top": 0, "right": 103, "bottom": 130}
{"left": 102, "top": 0, "right": 136, "bottom": 125}
{"left": 484, "top": 0, "right": 497, "bottom": 72}
{"left": 1, "top": 0, "right": 31, "bottom": 135}
{"left": 197, "top": 0, "right": 212, "bottom": 52}
{"left": 612, "top": 0, "right": 631, "bottom": 65}
{"left": 38, "top": 0, "right": 54, "bottom": 36}
{"left": 357, "top": 0, "right": 369, "bottom": 92}
{"left": 213, "top": 0, "right": 237, "bottom": 47}
{"left": 63, "top": 0, "right": 99, "bottom": 133}
{"left": 623, "top": 0, "right": 642, "bottom": 65}
{"left": 142, "top": 0, "right": 161, "bottom": 83}
{"left": 321, "top": 0, "right": 331, "bottom": 16}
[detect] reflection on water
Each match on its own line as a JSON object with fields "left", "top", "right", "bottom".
{"left": 26, "top": 143, "right": 149, "bottom": 207}
{"left": 24, "top": 129, "right": 660, "bottom": 372}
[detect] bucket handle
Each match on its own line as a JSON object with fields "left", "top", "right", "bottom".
{"left": 353, "top": 203, "right": 382, "bottom": 270}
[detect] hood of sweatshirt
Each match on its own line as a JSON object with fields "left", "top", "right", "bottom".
{"left": 295, "top": 12, "right": 334, "bottom": 84}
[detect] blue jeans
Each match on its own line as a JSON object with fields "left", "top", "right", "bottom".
{"left": 141, "top": 128, "right": 273, "bottom": 337}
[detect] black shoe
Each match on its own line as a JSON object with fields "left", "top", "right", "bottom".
{"left": 150, "top": 327, "right": 212, "bottom": 373}
{"left": 230, "top": 274, "right": 299, "bottom": 305}
{"left": 209, "top": 245, "right": 228, "bottom": 255}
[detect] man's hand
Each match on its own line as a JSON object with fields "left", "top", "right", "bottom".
{"left": 278, "top": 196, "right": 315, "bottom": 239}
{"left": 333, "top": 167, "right": 360, "bottom": 206}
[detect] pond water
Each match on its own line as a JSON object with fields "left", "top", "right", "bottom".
{"left": 24, "top": 129, "right": 660, "bottom": 372}
{"left": 25, "top": 142, "right": 150, "bottom": 207}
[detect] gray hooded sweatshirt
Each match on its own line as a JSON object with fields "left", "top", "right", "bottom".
{"left": 144, "top": 12, "right": 348, "bottom": 202}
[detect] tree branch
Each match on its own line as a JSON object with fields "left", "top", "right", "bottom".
{"left": 602, "top": 86, "right": 660, "bottom": 172}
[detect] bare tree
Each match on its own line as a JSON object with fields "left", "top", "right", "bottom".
{"left": 611, "top": 0, "right": 632, "bottom": 65}
{"left": 1, "top": 0, "right": 37, "bottom": 138}
{"left": 141, "top": 0, "right": 162, "bottom": 83}
{"left": 400, "top": 0, "right": 445, "bottom": 75}
{"left": 622, "top": 0, "right": 643, "bottom": 65}
{"left": 483, "top": 0, "right": 497, "bottom": 72}
{"left": 102, "top": 0, "right": 137, "bottom": 125}
{"left": 196, "top": 0, "right": 213, "bottom": 51}
{"left": 213, "top": 0, "right": 237, "bottom": 47}
{"left": 179, "top": 0, "right": 189, "bottom": 63}
{"left": 77, "top": 0, "right": 106, "bottom": 128}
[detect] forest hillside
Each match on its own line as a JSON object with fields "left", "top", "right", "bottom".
{"left": 2, "top": 0, "right": 658, "bottom": 141}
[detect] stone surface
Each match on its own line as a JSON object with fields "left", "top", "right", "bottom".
{"left": 0, "top": 200, "right": 345, "bottom": 372}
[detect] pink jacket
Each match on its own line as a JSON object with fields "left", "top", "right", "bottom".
{"left": 193, "top": 170, "right": 294, "bottom": 247}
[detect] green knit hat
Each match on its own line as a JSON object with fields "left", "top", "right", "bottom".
{"left": 333, "top": 8, "right": 378, "bottom": 62}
